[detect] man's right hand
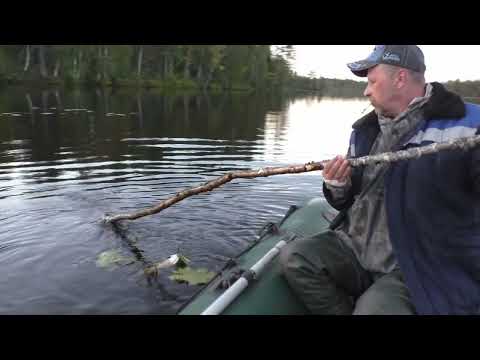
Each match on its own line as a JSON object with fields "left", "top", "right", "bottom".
{"left": 323, "top": 156, "right": 352, "bottom": 184}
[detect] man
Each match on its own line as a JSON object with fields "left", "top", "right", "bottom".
{"left": 280, "top": 45, "right": 480, "bottom": 315}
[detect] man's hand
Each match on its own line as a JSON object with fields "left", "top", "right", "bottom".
{"left": 323, "top": 156, "right": 352, "bottom": 184}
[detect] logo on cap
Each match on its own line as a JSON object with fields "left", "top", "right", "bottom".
{"left": 382, "top": 52, "right": 401, "bottom": 62}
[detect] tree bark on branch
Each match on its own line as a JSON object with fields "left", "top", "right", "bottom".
{"left": 103, "top": 135, "right": 480, "bottom": 224}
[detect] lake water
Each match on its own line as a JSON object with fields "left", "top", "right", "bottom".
{"left": 0, "top": 86, "right": 369, "bottom": 314}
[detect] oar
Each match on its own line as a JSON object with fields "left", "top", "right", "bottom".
{"left": 201, "top": 237, "right": 293, "bottom": 315}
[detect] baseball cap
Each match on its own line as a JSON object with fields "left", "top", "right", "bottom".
{"left": 347, "top": 45, "right": 426, "bottom": 77}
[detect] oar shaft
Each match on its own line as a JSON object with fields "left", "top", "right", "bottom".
{"left": 201, "top": 240, "right": 288, "bottom": 315}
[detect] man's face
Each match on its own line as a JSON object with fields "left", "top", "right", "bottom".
{"left": 363, "top": 65, "right": 398, "bottom": 117}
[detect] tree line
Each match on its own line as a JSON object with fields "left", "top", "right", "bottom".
{"left": 0, "top": 45, "right": 478, "bottom": 98}
{"left": 0, "top": 45, "right": 366, "bottom": 95}
{"left": 292, "top": 75, "right": 480, "bottom": 99}
{"left": 0, "top": 45, "right": 296, "bottom": 91}
{"left": 443, "top": 80, "right": 480, "bottom": 99}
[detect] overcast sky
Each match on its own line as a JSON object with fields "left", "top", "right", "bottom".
{"left": 292, "top": 45, "right": 480, "bottom": 82}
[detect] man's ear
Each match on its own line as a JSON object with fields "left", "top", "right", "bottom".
{"left": 395, "top": 69, "right": 408, "bottom": 88}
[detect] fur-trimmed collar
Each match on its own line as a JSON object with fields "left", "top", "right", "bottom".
{"left": 352, "top": 82, "right": 466, "bottom": 130}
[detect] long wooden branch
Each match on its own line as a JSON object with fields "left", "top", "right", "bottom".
{"left": 349, "top": 134, "right": 480, "bottom": 167}
{"left": 103, "top": 135, "right": 480, "bottom": 224}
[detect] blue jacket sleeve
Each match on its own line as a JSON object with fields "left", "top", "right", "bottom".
{"left": 470, "top": 128, "right": 480, "bottom": 194}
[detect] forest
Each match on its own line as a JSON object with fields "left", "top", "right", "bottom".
{"left": 0, "top": 45, "right": 477, "bottom": 98}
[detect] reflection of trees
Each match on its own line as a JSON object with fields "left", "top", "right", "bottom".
{"left": 102, "top": 87, "right": 109, "bottom": 114}
{"left": 54, "top": 89, "right": 63, "bottom": 113}
{"left": 182, "top": 93, "right": 189, "bottom": 127}
{"left": 137, "top": 90, "right": 144, "bottom": 131}
{"left": 41, "top": 90, "right": 49, "bottom": 113}
{"left": 26, "top": 93, "right": 34, "bottom": 121}
{"left": 263, "top": 110, "right": 289, "bottom": 156}
{"left": 0, "top": 86, "right": 292, "bottom": 175}
{"left": 73, "top": 87, "right": 84, "bottom": 110}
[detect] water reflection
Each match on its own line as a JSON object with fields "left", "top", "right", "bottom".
{"left": 285, "top": 96, "right": 371, "bottom": 162}
{"left": 0, "top": 86, "right": 368, "bottom": 314}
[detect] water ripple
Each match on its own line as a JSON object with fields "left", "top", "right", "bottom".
{"left": 0, "top": 91, "right": 363, "bottom": 314}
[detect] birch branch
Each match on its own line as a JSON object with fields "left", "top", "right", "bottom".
{"left": 103, "top": 134, "right": 480, "bottom": 224}
{"left": 103, "top": 162, "right": 326, "bottom": 223}
{"left": 349, "top": 134, "right": 480, "bottom": 167}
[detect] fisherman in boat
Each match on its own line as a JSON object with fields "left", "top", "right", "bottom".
{"left": 281, "top": 45, "right": 480, "bottom": 315}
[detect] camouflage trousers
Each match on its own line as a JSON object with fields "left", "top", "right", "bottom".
{"left": 280, "top": 230, "right": 416, "bottom": 315}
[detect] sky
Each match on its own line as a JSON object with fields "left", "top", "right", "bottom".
{"left": 292, "top": 45, "right": 480, "bottom": 82}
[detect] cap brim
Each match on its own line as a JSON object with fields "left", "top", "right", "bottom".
{"left": 347, "top": 60, "right": 378, "bottom": 77}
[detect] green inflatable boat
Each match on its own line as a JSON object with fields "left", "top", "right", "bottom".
{"left": 178, "top": 197, "right": 337, "bottom": 315}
